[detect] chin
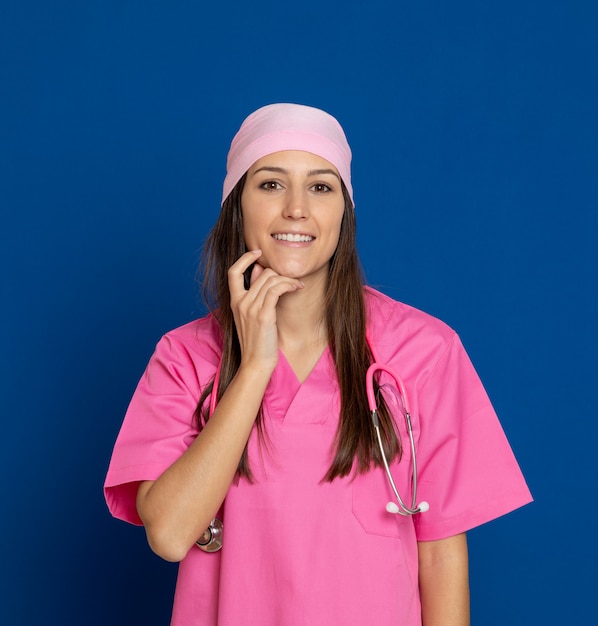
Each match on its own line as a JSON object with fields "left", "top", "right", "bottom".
{"left": 274, "top": 266, "right": 305, "bottom": 279}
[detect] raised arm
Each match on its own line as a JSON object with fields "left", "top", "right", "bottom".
{"left": 136, "top": 250, "right": 303, "bottom": 562}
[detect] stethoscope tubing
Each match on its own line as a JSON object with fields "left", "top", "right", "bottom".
{"left": 366, "top": 361, "right": 423, "bottom": 515}
{"left": 366, "top": 334, "right": 428, "bottom": 516}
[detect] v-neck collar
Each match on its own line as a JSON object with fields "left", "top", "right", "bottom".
{"left": 262, "top": 346, "right": 338, "bottom": 424}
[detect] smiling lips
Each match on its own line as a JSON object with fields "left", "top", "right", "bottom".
{"left": 272, "top": 233, "right": 315, "bottom": 242}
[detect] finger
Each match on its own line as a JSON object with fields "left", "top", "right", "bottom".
{"left": 247, "top": 272, "right": 304, "bottom": 311}
{"left": 249, "top": 262, "right": 265, "bottom": 287}
{"left": 228, "top": 250, "right": 262, "bottom": 299}
{"left": 246, "top": 266, "right": 303, "bottom": 297}
{"left": 258, "top": 277, "right": 304, "bottom": 310}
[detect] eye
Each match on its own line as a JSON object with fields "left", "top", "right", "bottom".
{"left": 310, "top": 183, "right": 333, "bottom": 193}
{"left": 259, "top": 181, "right": 283, "bottom": 191}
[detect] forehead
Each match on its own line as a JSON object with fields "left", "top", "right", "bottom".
{"left": 247, "top": 150, "right": 340, "bottom": 176}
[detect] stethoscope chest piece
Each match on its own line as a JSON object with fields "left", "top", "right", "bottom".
{"left": 196, "top": 517, "right": 223, "bottom": 552}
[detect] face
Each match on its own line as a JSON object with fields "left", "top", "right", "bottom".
{"left": 241, "top": 150, "right": 345, "bottom": 285}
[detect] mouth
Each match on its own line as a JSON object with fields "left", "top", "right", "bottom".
{"left": 271, "top": 233, "right": 315, "bottom": 242}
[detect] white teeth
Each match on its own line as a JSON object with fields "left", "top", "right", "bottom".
{"left": 272, "top": 233, "right": 314, "bottom": 242}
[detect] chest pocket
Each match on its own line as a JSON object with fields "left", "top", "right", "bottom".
{"left": 352, "top": 463, "right": 412, "bottom": 538}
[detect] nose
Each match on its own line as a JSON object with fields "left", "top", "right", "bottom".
{"left": 283, "top": 187, "right": 310, "bottom": 220}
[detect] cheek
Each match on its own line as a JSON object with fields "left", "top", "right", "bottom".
{"left": 244, "top": 218, "right": 266, "bottom": 235}
{"left": 242, "top": 219, "right": 273, "bottom": 256}
{"left": 242, "top": 231, "right": 260, "bottom": 251}
{"left": 328, "top": 212, "right": 345, "bottom": 245}
{"left": 240, "top": 208, "right": 258, "bottom": 246}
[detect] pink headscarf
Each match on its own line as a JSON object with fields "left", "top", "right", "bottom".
{"left": 222, "top": 103, "right": 353, "bottom": 206}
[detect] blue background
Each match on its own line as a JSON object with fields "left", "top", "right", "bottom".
{"left": 1, "top": 1, "right": 596, "bottom": 624}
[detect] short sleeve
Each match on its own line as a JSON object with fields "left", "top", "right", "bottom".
{"left": 413, "top": 334, "right": 532, "bottom": 541}
{"left": 104, "top": 329, "right": 216, "bottom": 525}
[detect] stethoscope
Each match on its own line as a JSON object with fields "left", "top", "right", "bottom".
{"left": 366, "top": 335, "right": 429, "bottom": 517}
{"left": 196, "top": 335, "right": 428, "bottom": 552}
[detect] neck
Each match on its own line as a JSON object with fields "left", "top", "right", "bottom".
{"left": 276, "top": 277, "right": 328, "bottom": 351}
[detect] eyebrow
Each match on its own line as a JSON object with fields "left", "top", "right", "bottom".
{"left": 251, "top": 166, "right": 341, "bottom": 181}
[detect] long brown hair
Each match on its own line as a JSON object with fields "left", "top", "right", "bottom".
{"left": 196, "top": 175, "right": 400, "bottom": 480}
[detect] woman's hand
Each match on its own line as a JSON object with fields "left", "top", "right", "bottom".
{"left": 228, "top": 250, "right": 303, "bottom": 375}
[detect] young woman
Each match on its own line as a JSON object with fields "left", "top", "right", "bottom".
{"left": 105, "top": 103, "right": 532, "bottom": 625}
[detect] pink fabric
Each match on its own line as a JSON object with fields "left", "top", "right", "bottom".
{"left": 222, "top": 103, "right": 353, "bottom": 206}
{"left": 104, "top": 288, "right": 532, "bottom": 625}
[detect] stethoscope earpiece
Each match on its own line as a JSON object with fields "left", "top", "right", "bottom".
{"left": 386, "top": 500, "right": 429, "bottom": 515}
{"left": 386, "top": 502, "right": 400, "bottom": 514}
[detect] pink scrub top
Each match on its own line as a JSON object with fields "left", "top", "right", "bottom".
{"left": 104, "top": 287, "right": 532, "bottom": 625}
